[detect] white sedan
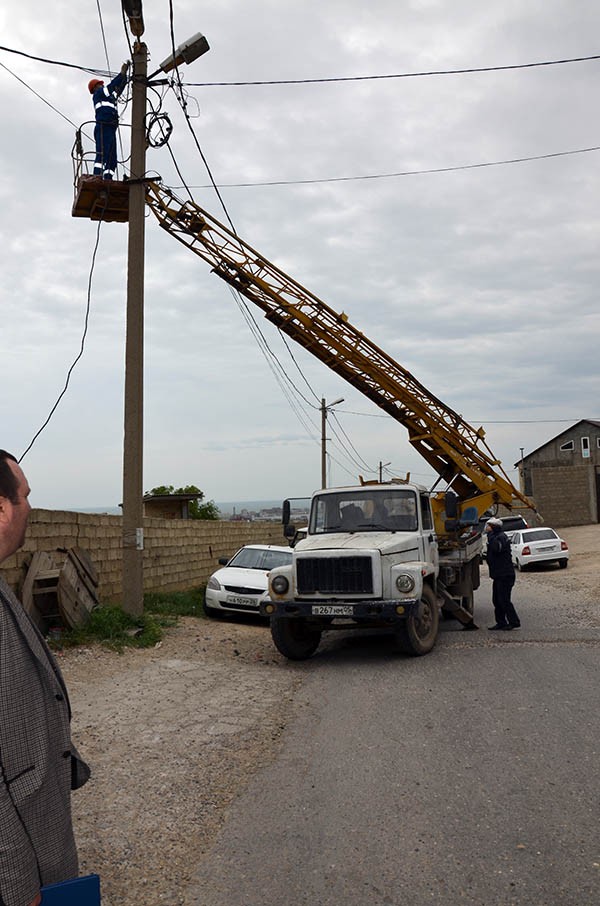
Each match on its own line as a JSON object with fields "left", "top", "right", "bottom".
{"left": 204, "top": 544, "right": 293, "bottom": 617}
{"left": 510, "top": 528, "right": 569, "bottom": 571}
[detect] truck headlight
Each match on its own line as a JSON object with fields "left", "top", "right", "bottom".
{"left": 271, "top": 575, "right": 289, "bottom": 595}
{"left": 396, "top": 574, "right": 415, "bottom": 593}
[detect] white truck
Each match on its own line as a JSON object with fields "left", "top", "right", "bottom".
{"left": 131, "top": 181, "right": 538, "bottom": 658}
{"left": 261, "top": 482, "right": 481, "bottom": 659}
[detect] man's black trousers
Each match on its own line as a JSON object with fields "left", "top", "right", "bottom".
{"left": 492, "top": 575, "right": 520, "bottom": 627}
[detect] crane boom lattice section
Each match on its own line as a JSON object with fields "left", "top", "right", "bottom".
{"left": 145, "top": 181, "right": 535, "bottom": 513}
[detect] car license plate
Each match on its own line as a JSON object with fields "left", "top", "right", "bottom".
{"left": 226, "top": 595, "right": 256, "bottom": 607}
{"left": 311, "top": 605, "right": 354, "bottom": 616}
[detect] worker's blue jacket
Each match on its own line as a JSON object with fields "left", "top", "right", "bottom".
{"left": 92, "top": 71, "right": 127, "bottom": 124}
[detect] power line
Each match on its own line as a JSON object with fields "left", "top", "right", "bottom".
{"left": 162, "top": 79, "right": 375, "bottom": 473}
{"left": 2, "top": 43, "right": 598, "bottom": 86}
{"left": 181, "top": 144, "right": 600, "bottom": 189}
{"left": 0, "top": 59, "right": 81, "bottom": 129}
{"left": 19, "top": 218, "right": 105, "bottom": 461}
{"left": 0, "top": 43, "right": 112, "bottom": 77}
{"left": 2, "top": 41, "right": 596, "bottom": 194}
{"left": 340, "top": 410, "right": 593, "bottom": 425}
{"left": 185, "top": 53, "right": 600, "bottom": 87}
{"left": 329, "top": 410, "right": 376, "bottom": 474}
{"left": 95, "top": 0, "right": 112, "bottom": 73}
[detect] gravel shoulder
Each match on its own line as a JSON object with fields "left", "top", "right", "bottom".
{"left": 62, "top": 524, "right": 599, "bottom": 904}
{"left": 66, "top": 619, "right": 303, "bottom": 904}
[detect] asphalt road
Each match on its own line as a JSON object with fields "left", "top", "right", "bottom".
{"left": 185, "top": 572, "right": 600, "bottom": 906}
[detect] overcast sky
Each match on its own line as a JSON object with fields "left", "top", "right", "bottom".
{"left": 1, "top": 0, "right": 599, "bottom": 511}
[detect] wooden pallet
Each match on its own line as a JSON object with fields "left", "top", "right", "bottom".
{"left": 21, "top": 548, "right": 99, "bottom": 632}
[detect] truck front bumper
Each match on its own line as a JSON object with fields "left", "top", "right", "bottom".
{"left": 259, "top": 599, "right": 420, "bottom": 620}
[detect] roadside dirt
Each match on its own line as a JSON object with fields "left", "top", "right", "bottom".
{"left": 62, "top": 524, "right": 599, "bottom": 905}
{"left": 523, "top": 523, "right": 600, "bottom": 627}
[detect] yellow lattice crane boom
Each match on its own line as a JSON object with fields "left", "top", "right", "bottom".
{"left": 144, "top": 181, "right": 537, "bottom": 529}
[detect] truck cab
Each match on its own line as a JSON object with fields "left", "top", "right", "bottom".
{"left": 262, "top": 483, "right": 474, "bottom": 660}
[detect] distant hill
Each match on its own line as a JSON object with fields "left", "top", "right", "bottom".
{"left": 215, "top": 499, "right": 282, "bottom": 514}
{"left": 65, "top": 499, "right": 311, "bottom": 518}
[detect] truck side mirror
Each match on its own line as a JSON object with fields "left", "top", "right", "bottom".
{"left": 282, "top": 499, "right": 291, "bottom": 526}
{"left": 284, "top": 524, "right": 296, "bottom": 539}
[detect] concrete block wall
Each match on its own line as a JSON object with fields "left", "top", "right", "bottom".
{"left": 0, "top": 509, "right": 287, "bottom": 604}
{"left": 531, "top": 465, "right": 594, "bottom": 527}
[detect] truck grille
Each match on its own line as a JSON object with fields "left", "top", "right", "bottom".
{"left": 297, "top": 556, "right": 374, "bottom": 595}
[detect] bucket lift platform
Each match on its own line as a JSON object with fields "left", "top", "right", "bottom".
{"left": 72, "top": 175, "right": 130, "bottom": 223}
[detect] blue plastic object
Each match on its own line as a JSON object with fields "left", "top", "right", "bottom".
{"left": 41, "top": 874, "right": 101, "bottom": 905}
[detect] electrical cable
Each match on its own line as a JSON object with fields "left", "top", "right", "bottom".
{"left": 120, "top": 5, "right": 135, "bottom": 61}
{"left": 181, "top": 144, "right": 600, "bottom": 190}
{"left": 2, "top": 43, "right": 599, "bottom": 84}
{"left": 329, "top": 410, "right": 377, "bottom": 473}
{"left": 2, "top": 44, "right": 596, "bottom": 193}
{"left": 161, "top": 6, "right": 344, "bottom": 459}
{"left": 224, "top": 285, "right": 321, "bottom": 442}
{"left": 0, "top": 59, "right": 81, "bottom": 129}
{"left": 185, "top": 53, "right": 600, "bottom": 87}
{"left": 276, "top": 332, "right": 321, "bottom": 406}
{"left": 0, "top": 43, "right": 112, "bottom": 76}
{"left": 339, "top": 410, "right": 597, "bottom": 425}
{"left": 95, "top": 0, "right": 111, "bottom": 73}
{"left": 161, "top": 99, "right": 478, "bottom": 479}
{"left": 165, "top": 0, "right": 240, "bottom": 237}
{"left": 162, "top": 2, "right": 333, "bottom": 446}
{"left": 19, "top": 219, "right": 105, "bottom": 462}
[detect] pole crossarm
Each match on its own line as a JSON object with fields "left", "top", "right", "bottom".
{"left": 145, "top": 181, "right": 536, "bottom": 515}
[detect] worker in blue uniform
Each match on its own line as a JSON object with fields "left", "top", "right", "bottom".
{"left": 88, "top": 61, "right": 130, "bottom": 180}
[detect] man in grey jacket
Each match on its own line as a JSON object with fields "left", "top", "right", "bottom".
{"left": 0, "top": 450, "right": 90, "bottom": 906}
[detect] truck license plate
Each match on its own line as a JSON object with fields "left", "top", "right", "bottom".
{"left": 312, "top": 605, "right": 353, "bottom": 616}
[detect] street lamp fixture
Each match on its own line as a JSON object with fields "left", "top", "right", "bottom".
{"left": 321, "top": 397, "right": 345, "bottom": 489}
{"left": 379, "top": 460, "right": 391, "bottom": 482}
{"left": 160, "top": 32, "right": 210, "bottom": 71}
{"left": 150, "top": 33, "right": 210, "bottom": 79}
{"left": 121, "top": 0, "right": 144, "bottom": 37}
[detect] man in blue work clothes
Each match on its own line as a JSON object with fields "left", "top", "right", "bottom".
{"left": 88, "top": 61, "right": 130, "bottom": 180}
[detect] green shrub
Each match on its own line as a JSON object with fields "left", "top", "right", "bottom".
{"left": 52, "top": 588, "right": 206, "bottom": 652}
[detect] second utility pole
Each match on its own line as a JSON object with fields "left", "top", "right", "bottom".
{"left": 122, "top": 39, "right": 148, "bottom": 616}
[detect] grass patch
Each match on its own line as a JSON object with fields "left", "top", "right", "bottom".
{"left": 53, "top": 588, "right": 206, "bottom": 652}
{"left": 144, "top": 586, "right": 205, "bottom": 618}
{"left": 59, "top": 606, "right": 164, "bottom": 652}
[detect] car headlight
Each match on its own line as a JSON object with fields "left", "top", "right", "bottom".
{"left": 271, "top": 575, "right": 289, "bottom": 595}
{"left": 207, "top": 576, "right": 222, "bottom": 591}
{"left": 396, "top": 574, "right": 415, "bottom": 593}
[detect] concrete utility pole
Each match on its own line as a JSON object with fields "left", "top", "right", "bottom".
{"left": 122, "top": 38, "right": 148, "bottom": 616}
{"left": 320, "top": 397, "right": 344, "bottom": 488}
{"left": 120, "top": 4, "right": 208, "bottom": 615}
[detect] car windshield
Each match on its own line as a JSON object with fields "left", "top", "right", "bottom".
{"left": 309, "top": 489, "right": 419, "bottom": 534}
{"left": 519, "top": 529, "right": 558, "bottom": 543}
{"left": 228, "top": 548, "right": 292, "bottom": 570}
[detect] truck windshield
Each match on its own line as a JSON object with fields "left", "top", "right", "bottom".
{"left": 309, "top": 490, "right": 419, "bottom": 534}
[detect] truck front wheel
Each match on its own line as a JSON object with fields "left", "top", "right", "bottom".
{"left": 271, "top": 618, "right": 322, "bottom": 660}
{"left": 394, "top": 586, "right": 439, "bottom": 656}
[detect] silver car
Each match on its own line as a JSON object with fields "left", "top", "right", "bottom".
{"left": 510, "top": 528, "right": 569, "bottom": 571}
